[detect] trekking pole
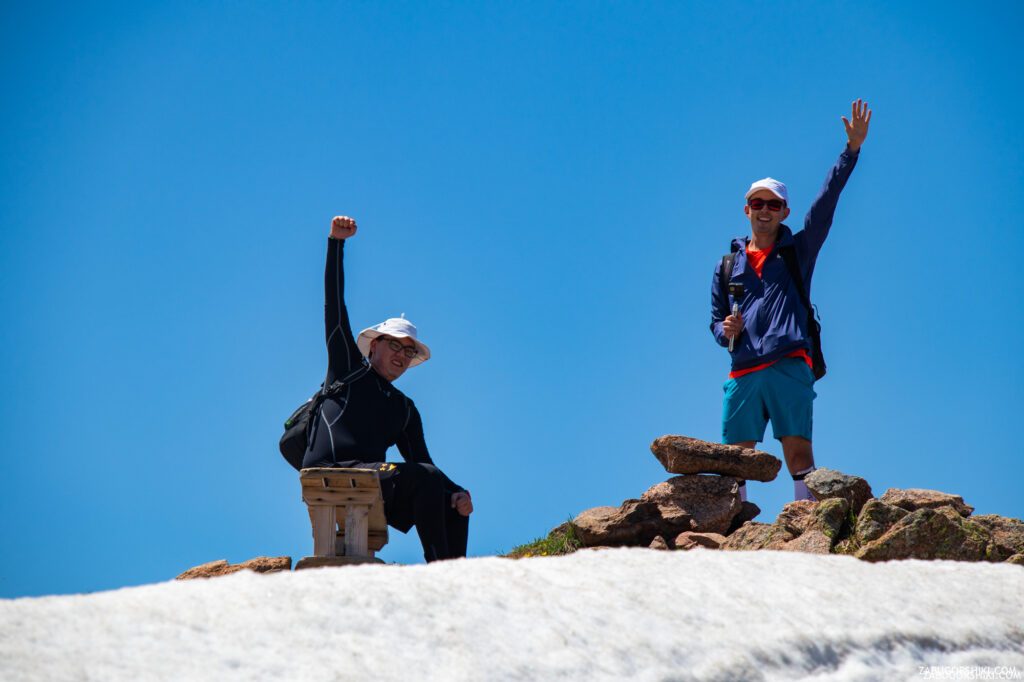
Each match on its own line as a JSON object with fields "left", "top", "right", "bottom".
{"left": 727, "top": 282, "right": 745, "bottom": 352}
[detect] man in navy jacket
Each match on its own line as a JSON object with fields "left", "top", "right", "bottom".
{"left": 711, "top": 100, "right": 872, "bottom": 502}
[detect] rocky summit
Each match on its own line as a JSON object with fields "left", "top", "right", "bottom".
{"left": 546, "top": 434, "right": 1024, "bottom": 564}
{"left": 178, "top": 434, "right": 1024, "bottom": 576}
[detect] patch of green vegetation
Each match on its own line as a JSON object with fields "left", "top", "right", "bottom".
{"left": 504, "top": 520, "right": 583, "bottom": 559}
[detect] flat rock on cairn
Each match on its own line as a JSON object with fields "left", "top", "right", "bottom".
{"left": 651, "top": 436, "right": 781, "bottom": 482}
{"left": 176, "top": 556, "right": 292, "bottom": 580}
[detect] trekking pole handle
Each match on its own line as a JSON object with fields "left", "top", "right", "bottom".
{"left": 728, "top": 302, "right": 739, "bottom": 352}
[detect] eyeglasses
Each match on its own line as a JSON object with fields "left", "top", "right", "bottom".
{"left": 383, "top": 338, "right": 419, "bottom": 359}
{"left": 748, "top": 198, "right": 785, "bottom": 212}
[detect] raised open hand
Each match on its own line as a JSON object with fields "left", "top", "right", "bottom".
{"left": 841, "top": 99, "right": 872, "bottom": 152}
{"left": 330, "top": 215, "right": 357, "bottom": 240}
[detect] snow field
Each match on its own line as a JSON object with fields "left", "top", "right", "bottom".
{"left": 2, "top": 549, "right": 1022, "bottom": 681}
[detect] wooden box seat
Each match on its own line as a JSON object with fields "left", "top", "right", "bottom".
{"left": 295, "top": 468, "right": 389, "bottom": 569}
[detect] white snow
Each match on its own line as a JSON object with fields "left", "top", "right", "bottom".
{"left": 2, "top": 549, "right": 1023, "bottom": 681}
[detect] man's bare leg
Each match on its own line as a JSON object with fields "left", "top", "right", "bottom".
{"left": 780, "top": 436, "right": 815, "bottom": 500}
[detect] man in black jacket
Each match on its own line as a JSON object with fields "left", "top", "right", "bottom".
{"left": 302, "top": 215, "right": 472, "bottom": 562}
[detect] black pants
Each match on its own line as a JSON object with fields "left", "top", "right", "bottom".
{"left": 326, "top": 461, "right": 469, "bottom": 563}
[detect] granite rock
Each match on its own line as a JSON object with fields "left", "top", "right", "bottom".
{"left": 879, "top": 488, "right": 974, "bottom": 517}
{"left": 650, "top": 436, "right": 782, "bottom": 482}
{"left": 855, "top": 508, "right": 990, "bottom": 562}
{"left": 649, "top": 535, "right": 670, "bottom": 550}
{"left": 674, "top": 532, "right": 727, "bottom": 550}
{"left": 776, "top": 500, "right": 818, "bottom": 536}
{"left": 721, "top": 522, "right": 795, "bottom": 551}
{"left": 176, "top": 556, "right": 292, "bottom": 580}
{"left": 571, "top": 501, "right": 687, "bottom": 548}
{"left": 805, "top": 468, "right": 873, "bottom": 514}
{"left": 814, "top": 497, "right": 851, "bottom": 541}
{"left": 854, "top": 499, "right": 909, "bottom": 544}
{"left": 782, "top": 529, "right": 833, "bottom": 555}
{"left": 970, "top": 515, "right": 1024, "bottom": 562}
{"left": 640, "top": 475, "right": 743, "bottom": 535}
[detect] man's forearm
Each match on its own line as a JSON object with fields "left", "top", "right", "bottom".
{"left": 802, "top": 147, "right": 860, "bottom": 254}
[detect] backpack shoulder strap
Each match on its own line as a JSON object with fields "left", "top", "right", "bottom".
{"left": 307, "top": 363, "right": 371, "bottom": 445}
{"left": 321, "top": 363, "right": 371, "bottom": 397}
{"left": 719, "top": 253, "right": 736, "bottom": 297}
{"left": 778, "top": 245, "right": 812, "bottom": 312}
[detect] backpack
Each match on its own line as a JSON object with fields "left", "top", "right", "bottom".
{"left": 720, "top": 245, "right": 827, "bottom": 380}
{"left": 279, "top": 365, "right": 370, "bottom": 470}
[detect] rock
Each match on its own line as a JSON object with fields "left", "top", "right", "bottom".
{"left": 721, "top": 522, "right": 795, "bottom": 551}
{"left": 649, "top": 535, "right": 670, "bottom": 550}
{"left": 640, "top": 475, "right": 743, "bottom": 535}
{"left": 759, "top": 498, "right": 848, "bottom": 554}
{"left": 879, "top": 488, "right": 974, "bottom": 517}
{"left": 804, "top": 469, "right": 873, "bottom": 514}
{"left": 776, "top": 500, "right": 818, "bottom": 536}
{"left": 814, "top": 498, "right": 851, "bottom": 542}
{"left": 854, "top": 500, "right": 909, "bottom": 544}
{"left": 674, "top": 532, "right": 726, "bottom": 550}
{"left": 650, "top": 435, "right": 781, "bottom": 482}
{"left": 1006, "top": 554, "right": 1024, "bottom": 566}
{"left": 782, "top": 529, "right": 833, "bottom": 555}
{"left": 572, "top": 500, "right": 694, "bottom": 548}
{"left": 970, "top": 515, "right": 1024, "bottom": 562}
{"left": 176, "top": 556, "right": 292, "bottom": 580}
{"left": 855, "top": 509, "right": 989, "bottom": 562}
{"left": 726, "top": 501, "right": 762, "bottom": 535}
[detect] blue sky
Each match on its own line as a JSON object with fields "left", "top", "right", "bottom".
{"left": 2, "top": 1, "right": 1022, "bottom": 597}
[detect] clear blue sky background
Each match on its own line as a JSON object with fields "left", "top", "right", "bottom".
{"left": 2, "top": 1, "right": 1022, "bottom": 598}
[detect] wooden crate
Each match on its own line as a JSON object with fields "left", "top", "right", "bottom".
{"left": 296, "top": 468, "right": 389, "bottom": 569}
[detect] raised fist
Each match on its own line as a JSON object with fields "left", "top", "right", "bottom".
{"left": 330, "top": 215, "right": 357, "bottom": 240}
{"left": 451, "top": 491, "right": 473, "bottom": 517}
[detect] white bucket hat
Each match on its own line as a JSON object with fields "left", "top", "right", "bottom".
{"left": 745, "top": 177, "right": 789, "bottom": 203}
{"left": 356, "top": 314, "right": 431, "bottom": 368}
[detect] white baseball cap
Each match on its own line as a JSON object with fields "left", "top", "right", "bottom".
{"left": 745, "top": 177, "right": 788, "bottom": 203}
{"left": 357, "top": 314, "right": 431, "bottom": 367}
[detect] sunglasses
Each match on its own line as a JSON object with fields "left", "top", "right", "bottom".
{"left": 748, "top": 198, "right": 785, "bottom": 212}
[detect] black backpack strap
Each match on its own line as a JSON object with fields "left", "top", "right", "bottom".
{"left": 777, "top": 246, "right": 811, "bottom": 312}
{"left": 778, "top": 245, "right": 826, "bottom": 379}
{"left": 719, "top": 253, "right": 736, "bottom": 309}
{"left": 305, "top": 363, "right": 371, "bottom": 454}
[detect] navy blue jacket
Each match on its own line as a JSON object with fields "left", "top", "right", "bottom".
{"left": 711, "top": 148, "right": 860, "bottom": 372}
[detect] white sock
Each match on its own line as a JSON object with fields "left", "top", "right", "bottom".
{"left": 793, "top": 466, "right": 815, "bottom": 501}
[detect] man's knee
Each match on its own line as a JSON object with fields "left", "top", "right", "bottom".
{"left": 397, "top": 462, "right": 446, "bottom": 496}
{"left": 779, "top": 435, "right": 814, "bottom": 471}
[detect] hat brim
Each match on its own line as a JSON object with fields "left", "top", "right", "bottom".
{"left": 744, "top": 186, "right": 787, "bottom": 201}
{"left": 357, "top": 329, "right": 431, "bottom": 367}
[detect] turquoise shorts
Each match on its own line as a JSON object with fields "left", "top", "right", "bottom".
{"left": 722, "top": 357, "right": 817, "bottom": 444}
